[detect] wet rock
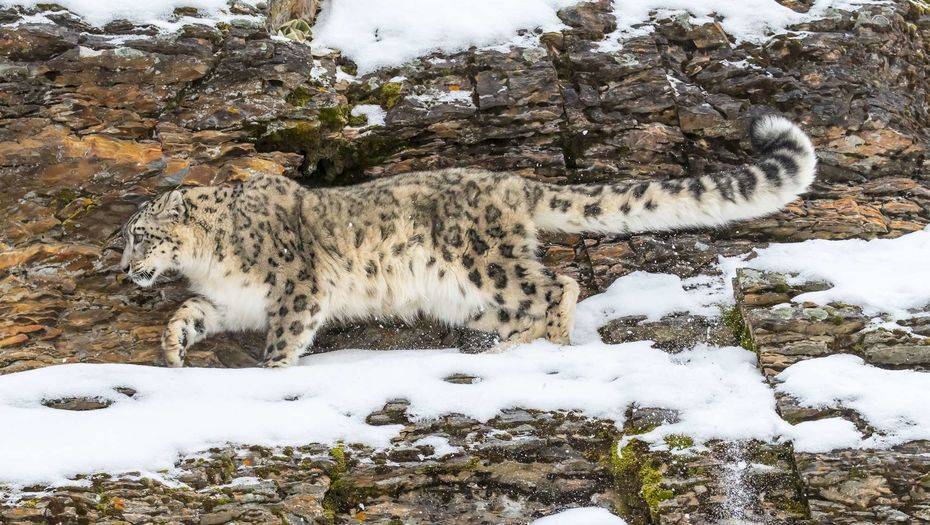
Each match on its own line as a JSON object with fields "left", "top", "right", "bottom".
{"left": 612, "top": 406, "right": 808, "bottom": 525}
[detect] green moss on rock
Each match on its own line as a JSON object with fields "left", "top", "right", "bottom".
{"left": 609, "top": 439, "right": 674, "bottom": 524}
{"left": 347, "top": 112, "right": 368, "bottom": 127}
{"left": 663, "top": 434, "right": 694, "bottom": 450}
{"left": 773, "top": 282, "right": 791, "bottom": 294}
{"left": 285, "top": 86, "right": 314, "bottom": 107}
{"left": 378, "top": 82, "right": 403, "bottom": 109}
{"left": 255, "top": 116, "right": 403, "bottom": 184}
{"left": 723, "top": 306, "right": 755, "bottom": 353}
{"left": 316, "top": 104, "right": 371, "bottom": 129}
{"left": 321, "top": 444, "right": 385, "bottom": 523}
{"left": 322, "top": 444, "right": 349, "bottom": 523}
{"left": 640, "top": 462, "right": 674, "bottom": 519}
{"left": 319, "top": 105, "right": 351, "bottom": 130}
{"left": 56, "top": 188, "right": 80, "bottom": 205}
{"left": 256, "top": 121, "right": 324, "bottom": 152}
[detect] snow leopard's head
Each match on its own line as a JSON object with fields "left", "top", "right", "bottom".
{"left": 120, "top": 190, "right": 186, "bottom": 287}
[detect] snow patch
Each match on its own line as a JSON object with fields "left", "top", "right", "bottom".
{"left": 530, "top": 506, "right": 628, "bottom": 525}
{"left": 0, "top": 340, "right": 781, "bottom": 487}
{"left": 573, "top": 271, "right": 727, "bottom": 344}
{"left": 738, "top": 227, "right": 930, "bottom": 319}
{"left": 311, "top": 0, "right": 578, "bottom": 74}
{"left": 411, "top": 88, "right": 475, "bottom": 107}
{"left": 0, "top": 0, "right": 262, "bottom": 30}
{"left": 411, "top": 436, "right": 460, "bottom": 458}
{"left": 786, "top": 417, "right": 864, "bottom": 453}
{"left": 350, "top": 104, "right": 387, "bottom": 127}
{"left": 777, "top": 354, "right": 930, "bottom": 449}
{"left": 601, "top": 0, "right": 883, "bottom": 51}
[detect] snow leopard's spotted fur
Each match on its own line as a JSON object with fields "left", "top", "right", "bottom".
{"left": 120, "top": 116, "right": 816, "bottom": 368}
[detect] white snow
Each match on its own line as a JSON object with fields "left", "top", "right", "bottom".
{"left": 0, "top": 339, "right": 781, "bottom": 487}
{"left": 350, "top": 104, "right": 387, "bottom": 127}
{"left": 0, "top": 10, "right": 57, "bottom": 27}
{"left": 412, "top": 89, "right": 474, "bottom": 106}
{"left": 572, "top": 271, "right": 727, "bottom": 344}
{"left": 777, "top": 354, "right": 930, "bottom": 449}
{"left": 786, "top": 417, "right": 864, "bottom": 453}
{"left": 530, "top": 506, "right": 628, "bottom": 525}
{"left": 411, "top": 436, "right": 460, "bottom": 458}
{"left": 601, "top": 0, "right": 883, "bottom": 50}
{"left": 311, "top": 0, "right": 578, "bottom": 74}
{"left": 739, "top": 227, "right": 930, "bottom": 319}
{"left": 0, "top": 0, "right": 261, "bottom": 30}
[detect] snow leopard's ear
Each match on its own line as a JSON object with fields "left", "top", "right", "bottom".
{"left": 154, "top": 190, "right": 185, "bottom": 221}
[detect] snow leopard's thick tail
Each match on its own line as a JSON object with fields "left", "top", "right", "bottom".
{"left": 530, "top": 115, "right": 816, "bottom": 234}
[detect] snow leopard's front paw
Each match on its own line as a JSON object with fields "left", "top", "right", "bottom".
{"left": 161, "top": 320, "right": 188, "bottom": 368}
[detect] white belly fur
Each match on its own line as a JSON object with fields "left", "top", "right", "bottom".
{"left": 325, "top": 250, "right": 490, "bottom": 326}
{"left": 191, "top": 277, "right": 270, "bottom": 331}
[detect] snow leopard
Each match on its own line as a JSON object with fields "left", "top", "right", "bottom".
{"left": 119, "top": 115, "right": 816, "bottom": 368}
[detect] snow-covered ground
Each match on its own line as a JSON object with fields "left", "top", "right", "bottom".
{"left": 311, "top": 0, "right": 577, "bottom": 74}
{"left": 738, "top": 228, "right": 930, "bottom": 320}
{"left": 573, "top": 271, "right": 727, "bottom": 344}
{"left": 1, "top": 228, "right": 928, "bottom": 491}
{"left": 778, "top": 354, "right": 930, "bottom": 449}
{"left": 0, "top": 341, "right": 778, "bottom": 486}
{"left": 0, "top": 0, "right": 264, "bottom": 32}
{"left": 313, "top": 0, "right": 884, "bottom": 72}
{"left": 350, "top": 104, "right": 387, "bottom": 128}
{"left": 3, "top": 0, "right": 883, "bottom": 73}
{"left": 600, "top": 0, "right": 883, "bottom": 50}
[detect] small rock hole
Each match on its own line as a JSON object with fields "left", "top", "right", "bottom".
{"left": 443, "top": 373, "right": 481, "bottom": 384}
{"left": 42, "top": 396, "right": 113, "bottom": 411}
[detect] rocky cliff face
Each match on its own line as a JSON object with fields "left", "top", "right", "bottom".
{"left": 1, "top": 0, "right": 929, "bottom": 523}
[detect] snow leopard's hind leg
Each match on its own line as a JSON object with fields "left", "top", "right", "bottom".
{"left": 465, "top": 260, "right": 574, "bottom": 352}
{"left": 261, "top": 285, "right": 325, "bottom": 368}
{"left": 546, "top": 274, "right": 579, "bottom": 345}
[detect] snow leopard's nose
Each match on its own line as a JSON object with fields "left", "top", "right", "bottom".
{"left": 119, "top": 254, "right": 133, "bottom": 274}
{"left": 119, "top": 245, "right": 132, "bottom": 272}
